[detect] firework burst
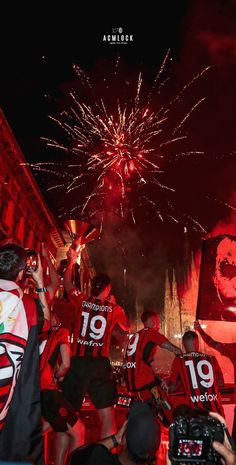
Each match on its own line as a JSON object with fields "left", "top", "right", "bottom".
{"left": 29, "top": 52, "right": 211, "bottom": 231}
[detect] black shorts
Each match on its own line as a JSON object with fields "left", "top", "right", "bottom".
{"left": 41, "top": 389, "right": 79, "bottom": 432}
{"left": 61, "top": 356, "right": 116, "bottom": 410}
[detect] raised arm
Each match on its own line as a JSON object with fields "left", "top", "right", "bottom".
{"left": 194, "top": 321, "right": 223, "bottom": 352}
{"left": 54, "top": 342, "right": 71, "bottom": 382}
{"left": 63, "top": 247, "right": 80, "bottom": 294}
{"left": 112, "top": 296, "right": 130, "bottom": 332}
{"left": 160, "top": 339, "right": 182, "bottom": 356}
{"left": 41, "top": 242, "right": 60, "bottom": 301}
{"left": 32, "top": 254, "right": 50, "bottom": 321}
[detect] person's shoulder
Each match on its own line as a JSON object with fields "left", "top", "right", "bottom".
{"left": 206, "top": 353, "right": 217, "bottom": 363}
{"left": 113, "top": 303, "right": 124, "bottom": 313}
{"left": 173, "top": 352, "right": 183, "bottom": 361}
{"left": 142, "top": 327, "right": 158, "bottom": 338}
{"left": 22, "top": 293, "right": 38, "bottom": 314}
{"left": 192, "top": 351, "right": 214, "bottom": 361}
{"left": 147, "top": 327, "right": 164, "bottom": 337}
{"left": 22, "top": 292, "right": 36, "bottom": 304}
{"left": 22, "top": 293, "right": 38, "bottom": 326}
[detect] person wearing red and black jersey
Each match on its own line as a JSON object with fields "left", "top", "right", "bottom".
{"left": 194, "top": 320, "right": 236, "bottom": 442}
{"left": 40, "top": 312, "right": 85, "bottom": 465}
{"left": 61, "top": 247, "right": 130, "bottom": 439}
{"left": 123, "top": 310, "right": 182, "bottom": 424}
{"left": 169, "top": 330, "right": 225, "bottom": 417}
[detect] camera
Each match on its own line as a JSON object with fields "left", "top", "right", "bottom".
{"left": 169, "top": 414, "right": 224, "bottom": 464}
{"left": 25, "top": 249, "right": 38, "bottom": 273}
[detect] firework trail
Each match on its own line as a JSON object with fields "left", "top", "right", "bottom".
{"left": 27, "top": 52, "right": 212, "bottom": 231}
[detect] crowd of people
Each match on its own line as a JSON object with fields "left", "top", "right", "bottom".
{"left": 0, "top": 241, "right": 235, "bottom": 465}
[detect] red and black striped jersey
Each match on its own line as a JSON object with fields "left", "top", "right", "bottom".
{"left": 169, "top": 352, "right": 224, "bottom": 415}
{"left": 40, "top": 327, "right": 70, "bottom": 390}
{"left": 68, "top": 288, "right": 129, "bottom": 357}
{"left": 123, "top": 327, "right": 167, "bottom": 391}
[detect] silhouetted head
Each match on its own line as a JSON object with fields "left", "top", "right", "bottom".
{"left": 0, "top": 244, "right": 27, "bottom": 282}
{"left": 91, "top": 273, "right": 111, "bottom": 298}
{"left": 141, "top": 310, "right": 160, "bottom": 330}
{"left": 182, "top": 330, "right": 199, "bottom": 352}
{"left": 125, "top": 402, "right": 161, "bottom": 463}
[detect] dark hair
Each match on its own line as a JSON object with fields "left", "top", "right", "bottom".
{"left": 91, "top": 273, "right": 111, "bottom": 296}
{"left": 0, "top": 244, "right": 27, "bottom": 281}
{"left": 173, "top": 403, "right": 209, "bottom": 420}
{"left": 182, "top": 330, "right": 198, "bottom": 343}
{"left": 173, "top": 403, "right": 194, "bottom": 419}
{"left": 141, "top": 310, "right": 159, "bottom": 324}
{"left": 182, "top": 331, "right": 199, "bottom": 350}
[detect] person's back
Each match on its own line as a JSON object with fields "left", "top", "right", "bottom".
{"left": 69, "top": 288, "right": 128, "bottom": 358}
{"left": 62, "top": 248, "right": 130, "bottom": 439}
{"left": 124, "top": 311, "right": 181, "bottom": 392}
{"left": 194, "top": 320, "right": 236, "bottom": 442}
{"left": 169, "top": 331, "right": 225, "bottom": 416}
{"left": 124, "top": 326, "right": 167, "bottom": 391}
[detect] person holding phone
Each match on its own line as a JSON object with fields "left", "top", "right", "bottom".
{"left": 22, "top": 242, "right": 60, "bottom": 303}
{"left": 0, "top": 243, "right": 50, "bottom": 464}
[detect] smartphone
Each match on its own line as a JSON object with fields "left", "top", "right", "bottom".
{"left": 25, "top": 249, "right": 38, "bottom": 273}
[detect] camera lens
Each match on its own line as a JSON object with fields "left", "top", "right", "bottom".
{"left": 190, "top": 424, "right": 202, "bottom": 438}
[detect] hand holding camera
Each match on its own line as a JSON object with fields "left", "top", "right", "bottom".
{"left": 210, "top": 412, "right": 236, "bottom": 465}
{"left": 168, "top": 413, "right": 225, "bottom": 465}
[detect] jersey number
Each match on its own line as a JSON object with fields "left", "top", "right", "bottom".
{"left": 185, "top": 360, "right": 214, "bottom": 389}
{"left": 126, "top": 333, "right": 139, "bottom": 356}
{"left": 81, "top": 311, "right": 106, "bottom": 340}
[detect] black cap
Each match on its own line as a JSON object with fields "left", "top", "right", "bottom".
{"left": 126, "top": 402, "right": 161, "bottom": 463}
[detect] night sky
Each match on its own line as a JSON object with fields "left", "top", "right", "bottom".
{"left": 1, "top": 1, "right": 236, "bottom": 313}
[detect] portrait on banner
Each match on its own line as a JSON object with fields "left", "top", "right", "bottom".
{"left": 196, "top": 234, "right": 236, "bottom": 322}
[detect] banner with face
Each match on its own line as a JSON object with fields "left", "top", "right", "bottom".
{"left": 196, "top": 235, "right": 236, "bottom": 321}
